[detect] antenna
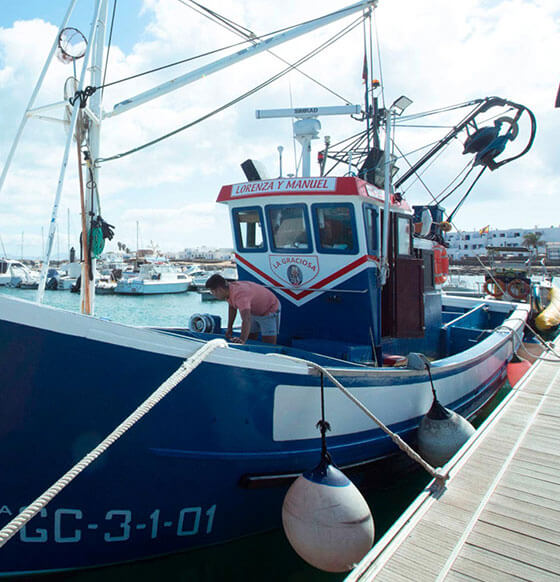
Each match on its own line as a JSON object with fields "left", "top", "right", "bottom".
{"left": 255, "top": 105, "right": 361, "bottom": 177}
{"left": 277, "top": 146, "right": 284, "bottom": 177}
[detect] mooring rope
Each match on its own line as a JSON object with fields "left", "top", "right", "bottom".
{"left": 496, "top": 318, "right": 560, "bottom": 363}
{"left": 269, "top": 354, "right": 449, "bottom": 485}
{"left": 0, "top": 338, "right": 227, "bottom": 548}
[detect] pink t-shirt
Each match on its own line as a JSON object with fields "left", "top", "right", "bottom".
{"left": 228, "top": 281, "right": 279, "bottom": 316}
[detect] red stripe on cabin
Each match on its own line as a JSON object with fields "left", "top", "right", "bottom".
{"left": 235, "top": 253, "right": 379, "bottom": 301}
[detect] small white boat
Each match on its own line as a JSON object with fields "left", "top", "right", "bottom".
{"left": 114, "top": 263, "right": 192, "bottom": 294}
{"left": 0, "top": 259, "right": 39, "bottom": 288}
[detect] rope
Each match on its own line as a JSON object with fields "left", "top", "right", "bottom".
{"left": 495, "top": 318, "right": 560, "bottom": 363}
{"left": 0, "top": 338, "right": 227, "bottom": 549}
{"left": 101, "top": 0, "right": 118, "bottom": 97}
{"left": 269, "top": 353, "right": 449, "bottom": 485}
{"left": 97, "top": 3, "right": 371, "bottom": 93}
{"left": 176, "top": 0, "right": 352, "bottom": 104}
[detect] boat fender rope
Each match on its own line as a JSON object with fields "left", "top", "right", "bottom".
{"left": 408, "top": 353, "right": 452, "bottom": 420}
{"left": 0, "top": 338, "right": 228, "bottom": 549}
{"left": 316, "top": 371, "right": 332, "bottom": 464}
{"left": 268, "top": 353, "right": 449, "bottom": 486}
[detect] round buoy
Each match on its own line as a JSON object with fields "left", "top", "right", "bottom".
{"left": 417, "top": 398, "right": 475, "bottom": 467}
{"left": 282, "top": 459, "right": 374, "bottom": 572}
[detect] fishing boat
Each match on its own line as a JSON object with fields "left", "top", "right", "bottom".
{"left": 0, "top": 0, "right": 537, "bottom": 576}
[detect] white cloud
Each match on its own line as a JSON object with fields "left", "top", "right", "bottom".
{"left": 0, "top": 0, "right": 558, "bottom": 259}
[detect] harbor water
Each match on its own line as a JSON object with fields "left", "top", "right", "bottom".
{"left": 0, "top": 285, "right": 511, "bottom": 581}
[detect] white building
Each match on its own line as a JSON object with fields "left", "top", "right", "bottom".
{"left": 446, "top": 226, "right": 560, "bottom": 260}
{"left": 176, "top": 247, "right": 233, "bottom": 261}
{"left": 546, "top": 242, "right": 560, "bottom": 261}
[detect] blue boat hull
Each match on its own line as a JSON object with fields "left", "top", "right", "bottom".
{"left": 0, "top": 295, "right": 529, "bottom": 575}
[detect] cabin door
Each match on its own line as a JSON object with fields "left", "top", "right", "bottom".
{"left": 381, "top": 213, "right": 425, "bottom": 337}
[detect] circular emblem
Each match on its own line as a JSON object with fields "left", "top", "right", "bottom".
{"left": 287, "top": 264, "right": 303, "bottom": 287}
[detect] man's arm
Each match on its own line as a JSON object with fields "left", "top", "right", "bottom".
{"left": 226, "top": 305, "right": 237, "bottom": 339}
{"left": 231, "top": 309, "right": 252, "bottom": 344}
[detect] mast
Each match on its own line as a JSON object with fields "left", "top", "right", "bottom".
{"left": 36, "top": 0, "right": 107, "bottom": 305}
{"left": 80, "top": 0, "right": 109, "bottom": 315}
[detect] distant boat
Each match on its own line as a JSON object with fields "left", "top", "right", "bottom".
{"left": 114, "top": 262, "right": 192, "bottom": 294}
{"left": 0, "top": 259, "right": 39, "bottom": 288}
{"left": 95, "top": 274, "right": 117, "bottom": 294}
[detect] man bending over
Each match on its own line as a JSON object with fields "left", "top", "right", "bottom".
{"left": 205, "top": 274, "right": 281, "bottom": 344}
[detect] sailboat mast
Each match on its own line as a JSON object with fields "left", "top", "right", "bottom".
{"left": 80, "top": 0, "right": 109, "bottom": 315}
{"left": 36, "top": 0, "right": 107, "bottom": 305}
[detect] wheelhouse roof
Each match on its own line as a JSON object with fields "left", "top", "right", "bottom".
{"left": 217, "top": 176, "right": 411, "bottom": 212}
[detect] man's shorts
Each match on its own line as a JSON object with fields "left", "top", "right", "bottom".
{"left": 250, "top": 307, "right": 281, "bottom": 336}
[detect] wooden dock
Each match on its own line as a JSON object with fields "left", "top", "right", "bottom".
{"left": 348, "top": 341, "right": 560, "bottom": 581}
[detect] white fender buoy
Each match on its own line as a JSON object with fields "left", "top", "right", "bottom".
{"left": 282, "top": 459, "right": 374, "bottom": 572}
{"left": 406, "top": 352, "right": 475, "bottom": 467}
{"left": 417, "top": 398, "right": 475, "bottom": 467}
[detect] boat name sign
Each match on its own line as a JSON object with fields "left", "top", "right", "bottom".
{"left": 231, "top": 177, "right": 336, "bottom": 196}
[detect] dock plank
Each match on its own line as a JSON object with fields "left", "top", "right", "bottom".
{"left": 452, "top": 545, "right": 560, "bottom": 582}
{"left": 494, "top": 484, "right": 560, "bottom": 512}
{"left": 467, "top": 523, "right": 560, "bottom": 573}
{"left": 478, "top": 509, "right": 560, "bottom": 546}
{"left": 486, "top": 493, "right": 560, "bottom": 531}
{"left": 450, "top": 555, "right": 531, "bottom": 582}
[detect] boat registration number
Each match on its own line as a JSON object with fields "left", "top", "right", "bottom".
{"left": 1, "top": 504, "right": 217, "bottom": 543}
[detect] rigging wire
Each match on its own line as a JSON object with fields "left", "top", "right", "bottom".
{"left": 396, "top": 100, "right": 481, "bottom": 123}
{"left": 176, "top": 0, "right": 255, "bottom": 39}
{"left": 101, "top": 0, "right": 118, "bottom": 97}
{"left": 97, "top": 3, "right": 368, "bottom": 93}
{"left": 394, "top": 137, "right": 452, "bottom": 161}
{"left": 398, "top": 139, "right": 451, "bottom": 196}
{"left": 96, "top": 15, "right": 366, "bottom": 164}
{"left": 392, "top": 141, "right": 440, "bottom": 205}
{"left": 436, "top": 162, "right": 476, "bottom": 205}
{"left": 175, "top": 0, "right": 352, "bottom": 104}
{"left": 447, "top": 167, "right": 487, "bottom": 221}
{"left": 372, "top": 10, "right": 385, "bottom": 108}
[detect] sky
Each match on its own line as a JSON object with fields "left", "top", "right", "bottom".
{"left": 0, "top": 0, "right": 558, "bottom": 259}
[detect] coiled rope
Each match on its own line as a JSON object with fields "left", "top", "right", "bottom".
{"left": 269, "top": 354, "right": 449, "bottom": 486}
{"left": 0, "top": 338, "right": 227, "bottom": 548}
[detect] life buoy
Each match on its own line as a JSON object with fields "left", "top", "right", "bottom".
{"left": 483, "top": 278, "right": 505, "bottom": 298}
{"left": 507, "top": 279, "right": 530, "bottom": 301}
{"left": 433, "top": 245, "right": 449, "bottom": 285}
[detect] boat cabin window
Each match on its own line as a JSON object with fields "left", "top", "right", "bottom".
{"left": 232, "top": 207, "right": 266, "bottom": 252}
{"left": 364, "top": 205, "right": 379, "bottom": 253}
{"left": 266, "top": 204, "right": 311, "bottom": 252}
{"left": 396, "top": 215, "right": 412, "bottom": 256}
{"left": 312, "top": 204, "right": 357, "bottom": 254}
{"left": 0, "top": 261, "right": 6, "bottom": 274}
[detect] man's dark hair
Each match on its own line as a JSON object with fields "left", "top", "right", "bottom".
{"left": 205, "top": 273, "right": 227, "bottom": 290}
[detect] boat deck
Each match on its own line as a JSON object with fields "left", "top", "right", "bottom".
{"left": 347, "top": 334, "right": 560, "bottom": 581}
